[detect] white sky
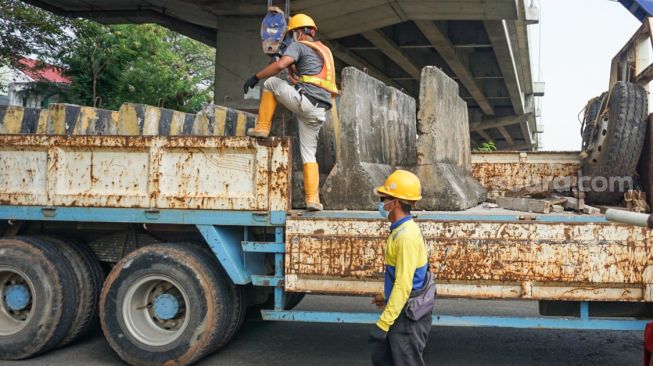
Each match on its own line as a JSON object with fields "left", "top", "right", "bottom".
{"left": 533, "top": 0, "right": 641, "bottom": 151}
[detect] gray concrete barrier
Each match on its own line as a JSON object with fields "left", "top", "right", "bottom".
{"left": 413, "top": 66, "right": 486, "bottom": 210}
{"left": 321, "top": 67, "right": 417, "bottom": 210}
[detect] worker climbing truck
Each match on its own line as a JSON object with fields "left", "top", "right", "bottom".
{"left": 4, "top": 12, "right": 653, "bottom": 366}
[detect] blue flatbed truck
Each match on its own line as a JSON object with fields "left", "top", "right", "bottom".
{"left": 4, "top": 2, "right": 653, "bottom": 364}
{"left": 0, "top": 131, "right": 650, "bottom": 366}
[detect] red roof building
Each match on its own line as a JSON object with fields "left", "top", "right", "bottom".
{"left": 17, "top": 58, "right": 71, "bottom": 84}
{"left": 1, "top": 58, "right": 71, "bottom": 107}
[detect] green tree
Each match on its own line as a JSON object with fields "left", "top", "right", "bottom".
{"left": 0, "top": 0, "right": 74, "bottom": 94}
{"left": 59, "top": 22, "right": 215, "bottom": 112}
{"left": 0, "top": 0, "right": 72, "bottom": 68}
{"left": 2, "top": 1, "right": 215, "bottom": 112}
{"left": 474, "top": 141, "right": 497, "bottom": 152}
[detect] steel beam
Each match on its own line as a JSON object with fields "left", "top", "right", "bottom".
{"left": 504, "top": 142, "right": 536, "bottom": 151}
{"left": 0, "top": 206, "right": 286, "bottom": 226}
{"left": 470, "top": 114, "right": 531, "bottom": 131}
{"left": 497, "top": 126, "right": 514, "bottom": 145}
{"left": 521, "top": 116, "right": 534, "bottom": 147}
{"left": 261, "top": 310, "right": 648, "bottom": 331}
{"left": 324, "top": 40, "right": 403, "bottom": 90}
{"left": 414, "top": 20, "right": 494, "bottom": 115}
{"left": 514, "top": 1, "right": 534, "bottom": 95}
{"left": 196, "top": 225, "right": 250, "bottom": 284}
{"left": 484, "top": 20, "right": 525, "bottom": 115}
{"left": 361, "top": 30, "right": 422, "bottom": 80}
{"left": 476, "top": 130, "right": 493, "bottom": 142}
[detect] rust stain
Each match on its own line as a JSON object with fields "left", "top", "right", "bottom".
{"left": 0, "top": 135, "right": 291, "bottom": 211}
{"left": 286, "top": 217, "right": 653, "bottom": 301}
{"left": 471, "top": 152, "right": 581, "bottom": 194}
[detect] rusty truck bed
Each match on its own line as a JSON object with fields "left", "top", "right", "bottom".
{"left": 0, "top": 134, "right": 291, "bottom": 212}
{"left": 284, "top": 151, "right": 651, "bottom": 303}
{"left": 285, "top": 205, "right": 653, "bottom": 302}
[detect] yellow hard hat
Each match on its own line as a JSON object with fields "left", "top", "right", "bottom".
{"left": 288, "top": 13, "right": 317, "bottom": 32}
{"left": 374, "top": 170, "right": 422, "bottom": 201}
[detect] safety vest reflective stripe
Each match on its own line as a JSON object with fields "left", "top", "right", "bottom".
{"left": 292, "top": 41, "right": 339, "bottom": 96}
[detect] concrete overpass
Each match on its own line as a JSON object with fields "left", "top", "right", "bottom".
{"left": 24, "top": 0, "right": 543, "bottom": 150}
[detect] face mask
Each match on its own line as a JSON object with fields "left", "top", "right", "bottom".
{"left": 378, "top": 201, "right": 390, "bottom": 219}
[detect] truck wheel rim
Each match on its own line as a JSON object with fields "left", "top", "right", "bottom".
{"left": 0, "top": 266, "right": 34, "bottom": 336}
{"left": 122, "top": 275, "right": 190, "bottom": 347}
{"left": 586, "top": 114, "right": 609, "bottom": 165}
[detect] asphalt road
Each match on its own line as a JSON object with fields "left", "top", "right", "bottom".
{"left": 0, "top": 296, "right": 643, "bottom": 366}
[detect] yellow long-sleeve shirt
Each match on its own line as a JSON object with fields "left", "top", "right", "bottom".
{"left": 376, "top": 216, "right": 429, "bottom": 332}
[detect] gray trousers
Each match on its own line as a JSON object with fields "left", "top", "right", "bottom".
{"left": 263, "top": 76, "right": 326, "bottom": 164}
{"left": 371, "top": 312, "right": 432, "bottom": 366}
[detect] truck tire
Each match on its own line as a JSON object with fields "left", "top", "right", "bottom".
{"left": 100, "top": 243, "right": 234, "bottom": 366}
{"left": 582, "top": 82, "right": 648, "bottom": 204}
{"left": 184, "top": 241, "right": 246, "bottom": 351}
{"left": 581, "top": 92, "right": 607, "bottom": 150}
{"left": 0, "top": 237, "right": 77, "bottom": 360}
{"left": 212, "top": 266, "right": 247, "bottom": 350}
{"left": 37, "top": 236, "right": 104, "bottom": 347}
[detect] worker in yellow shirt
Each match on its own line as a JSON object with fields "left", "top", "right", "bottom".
{"left": 369, "top": 170, "right": 434, "bottom": 366}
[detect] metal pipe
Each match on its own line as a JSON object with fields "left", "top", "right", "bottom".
{"left": 605, "top": 209, "right": 652, "bottom": 227}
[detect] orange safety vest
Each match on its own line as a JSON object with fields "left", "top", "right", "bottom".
{"left": 288, "top": 40, "right": 339, "bottom": 96}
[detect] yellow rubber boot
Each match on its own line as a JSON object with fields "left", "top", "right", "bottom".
{"left": 247, "top": 90, "right": 277, "bottom": 138}
{"left": 303, "top": 162, "right": 323, "bottom": 211}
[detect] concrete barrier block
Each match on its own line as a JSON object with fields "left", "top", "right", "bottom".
{"left": 117, "top": 103, "right": 142, "bottom": 135}
{"left": 191, "top": 113, "right": 211, "bottom": 135}
{"left": 414, "top": 66, "right": 486, "bottom": 210}
{"left": 118, "top": 103, "right": 195, "bottom": 136}
{"left": 192, "top": 104, "right": 256, "bottom": 136}
{"left": 73, "top": 107, "right": 119, "bottom": 135}
{"left": 0, "top": 106, "right": 44, "bottom": 134}
{"left": 47, "top": 103, "right": 79, "bottom": 134}
{"left": 36, "top": 109, "right": 49, "bottom": 134}
{"left": 0, "top": 104, "right": 118, "bottom": 136}
{"left": 321, "top": 67, "right": 417, "bottom": 210}
{"left": 46, "top": 104, "right": 118, "bottom": 135}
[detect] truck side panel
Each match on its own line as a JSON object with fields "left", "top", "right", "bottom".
{"left": 285, "top": 217, "right": 653, "bottom": 302}
{"left": 471, "top": 151, "right": 581, "bottom": 196}
{"left": 0, "top": 135, "right": 291, "bottom": 211}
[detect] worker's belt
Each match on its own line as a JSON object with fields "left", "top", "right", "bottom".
{"left": 297, "top": 87, "right": 332, "bottom": 110}
{"left": 303, "top": 93, "right": 332, "bottom": 110}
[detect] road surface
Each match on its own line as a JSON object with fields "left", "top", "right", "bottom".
{"left": 0, "top": 296, "right": 642, "bottom": 365}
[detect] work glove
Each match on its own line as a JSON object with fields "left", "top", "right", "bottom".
{"left": 243, "top": 75, "right": 259, "bottom": 94}
{"left": 367, "top": 324, "right": 388, "bottom": 343}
